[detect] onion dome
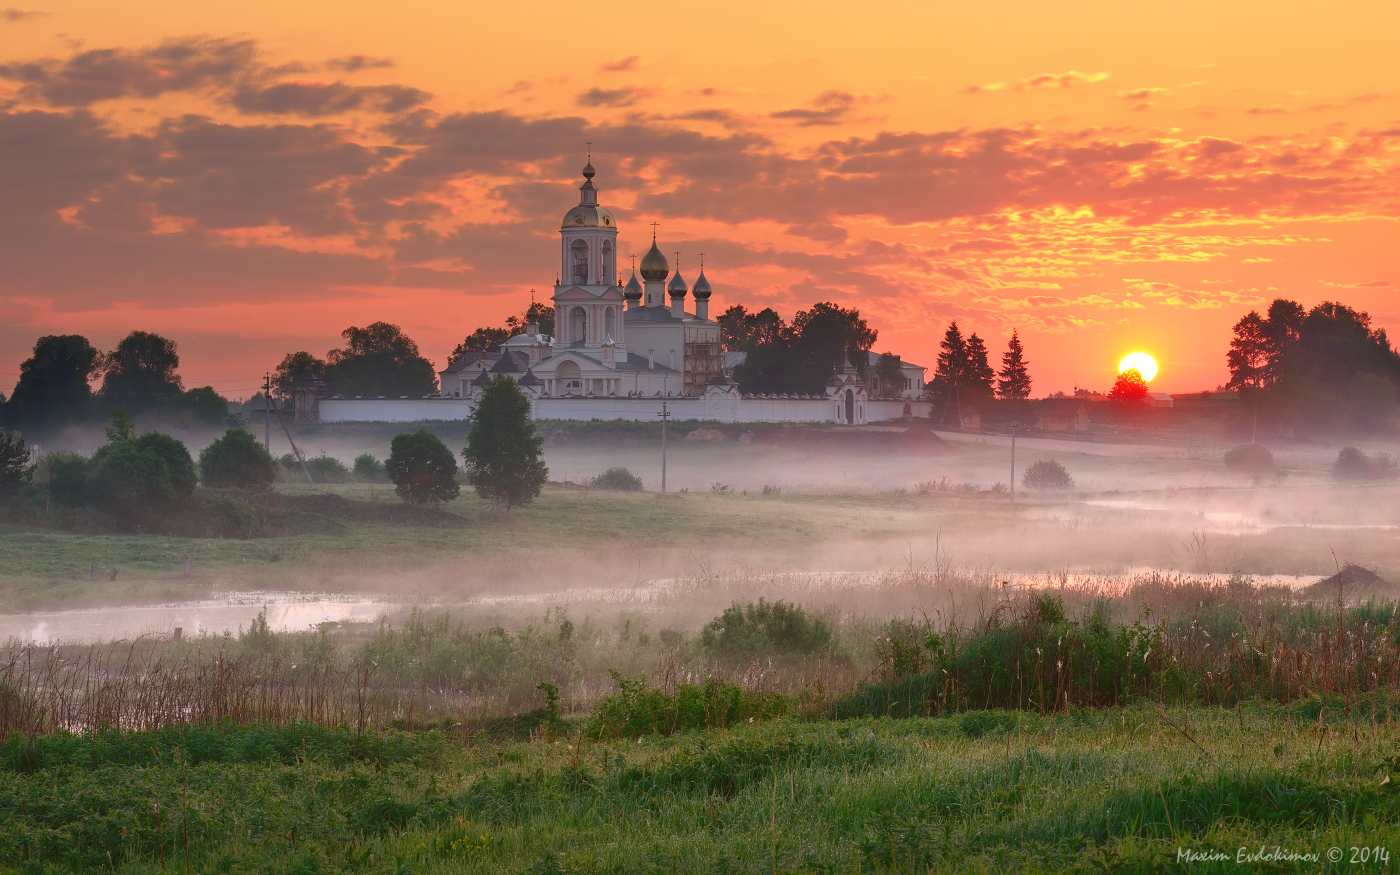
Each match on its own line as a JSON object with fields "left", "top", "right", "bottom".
{"left": 691, "top": 267, "right": 712, "bottom": 299}
{"left": 623, "top": 269, "right": 643, "bottom": 301}
{"left": 561, "top": 161, "right": 615, "bottom": 229}
{"left": 668, "top": 270, "right": 688, "bottom": 298}
{"left": 640, "top": 239, "right": 669, "bottom": 282}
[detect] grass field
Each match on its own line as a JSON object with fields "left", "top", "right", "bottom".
{"left": 6, "top": 703, "right": 1400, "bottom": 873}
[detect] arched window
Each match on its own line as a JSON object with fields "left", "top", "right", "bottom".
{"left": 557, "top": 360, "right": 582, "bottom": 393}
{"left": 569, "top": 306, "right": 586, "bottom": 343}
{"left": 604, "top": 306, "right": 616, "bottom": 340}
{"left": 571, "top": 240, "right": 589, "bottom": 284}
{"left": 601, "top": 241, "right": 613, "bottom": 283}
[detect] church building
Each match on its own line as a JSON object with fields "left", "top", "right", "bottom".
{"left": 439, "top": 160, "right": 723, "bottom": 401}
{"left": 314, "top": 157, "right": 928, "bottom": 425}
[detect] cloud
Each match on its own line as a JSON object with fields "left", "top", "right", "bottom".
{"left": 1017, "top": 70, "right": 1109, "bottom": 90}
{"left": 1320, "top": 279, "right": 1393, "bottom": 289}
{"left": 1116, "top": 87, "right": 1167, "bottom": 100}
{"left": 326, "top": 55, "right": 395, "bottom": 72}
{"left": 600, "top": 56, "right": 640, "bottom": 72}
{"left": 770, "top": 90, "right": 865, "bottom": 126}
{"left": 230, "top": 82, "right": 430, "bottom": 116}
{"left": 963, "top": 81, "right": 1005, "bottom": 94}
{"left": 2, "top": 7, "right": 45, "bottom": 21}
{"left": 0, "top": 38, "right": 259, "bottom": 105}
{"left": 576, "top": 86, "right": 654, "bottom": 107}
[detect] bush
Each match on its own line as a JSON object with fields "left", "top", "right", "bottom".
{"left": 1333, "top": 446, "right": 1397, "bottom": 481}
{"left": 199, "top": 428, "right": 277, "bottom": 488}
{"left": 281, "top": 453, "right": 353, "bottom": 483}
{"left": 387, "top": 430, "right": 460, "bottom": 504}
{"left": 353, "top": 452, "right": 388, "bottom": 482}
{"left": 1022, "top": 459, "right": 1073, "bottom": 490}
{"left": 590, "top": 671, "right": 789, "bottom": 738}
{"left": 86, "top": 431, "right": 197, "bottom": 521}
{"left": 699, "top": 599, "right": 835, "bottom": 661}
{"left": 0, "top": 430, "right": 31, "bottom": 501}
{"left": 591, "top": 466, "right": 643, "bottom": 491}
{"left": 1223, "top": 443, "right": 1275, "bottom": 481}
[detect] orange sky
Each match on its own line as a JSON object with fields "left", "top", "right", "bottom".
{"left": 2, "top": 0, "right": 1397, "bottom": 398}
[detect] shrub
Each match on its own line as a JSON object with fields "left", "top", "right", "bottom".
{"left": 591, "top": 466, "right": 643, "bottom": 491}
{"left": 86, "top": 431, "right": 196, "bottom": 521}
{"left": 1334, "top": 446, "right": 1397, "bottom": 481}
{"left": 1223, "top": 443, "right": 1275, "bottom": 481}
{"left": 353, "top": 452, "right": 388, "bottom": 482}
{"left": 281, "top": 453, "right": 353, "bottom": 483}
{"left": 699, "top": 599, "right": 835, "bottom": 661}
{"left": 387, "top": 430, "right": 460, "bottom": 505}
{"left": 590, "top": 671, "right": 789, "bottom": 738}
{"left": 0, "top": 430, "right": 31, "bottom": 501}
{"left": 199, "top": 428, "right": 277, "bottom": 488}
{"left": 1022, "top": 458, "right": 1073, "bottom": 490}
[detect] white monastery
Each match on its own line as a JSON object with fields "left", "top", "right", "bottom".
{"left": 314, "top": 160, "right": 929, "bottom": 425}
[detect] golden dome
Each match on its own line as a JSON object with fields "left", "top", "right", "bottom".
{"left": 640, "top": 239, "right": 669, "bottom": 282}
{"left": 561, "top": 204, "right": 616, "bottom": 229}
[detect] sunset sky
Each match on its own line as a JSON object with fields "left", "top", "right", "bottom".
{"left": 2, "top": 0, "right": 1397, "bottom": 399}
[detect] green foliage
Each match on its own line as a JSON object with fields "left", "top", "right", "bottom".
{"left": 1022, "top": 458, "right": 1073, "bottom": 490}
{"left": 723, "top": 302, "right": 877, "bottom": 394}
{"left": 1223, "top": 442, "right": 1275, "bottom": 481}
{"left": 1108, "top": 367, "right": 1149, "bottom": 401}
{"left": 871, "top": 353, "right": 908, "bottom": 398}
{"left": 590, "top": 671, "right": 789, "bottom": 738}
{"left": 462, "top": 375, "right": 547, "bottom": 509}
{"left": 180, "top": 385, "right": 231, "bottom": 426}
{"left": 273, "top": 350, "right": 328, "bottom": 398}
{"left": 0, "top": 431, "right": 31, "bottom": 501}
{"left": 199, "top": 428, "right": 277, "bottom": 488}
{"left": 1334, "top": 446, "right": 1398, "bottom": 480}
{"left": 1349, "top": 371, "right": 1398, "bottom": 432}
{"left": 86, "top": 431, "right": 197, "bottom": 521}
{"left": 98, "top": 330, "right": 184, "bottom": 409}
{"left": 997, "top": 329, "right": 1032, "bottom": 400}
{"left": 103, "top": 407, "right": 135, "bottom": 442}
{"left": 591, "top": 466, "right": 643, "bottom": 491}
{"left": 387, "top": 430, "right": 461, "bottom": 504}
{"left": 0, "top": 334, "right": 100, "bottom": 432}
{"left": 699, "top": 599, "right": 836, "bottom": 662}
{"left": 286, "top": 453, "right": 354, "bottom": 484}
{"left": 353, "top": 452, "right": 389, "bottom": 482}
{"left": 325, "top": 322, "right": 438, "bottom": 398}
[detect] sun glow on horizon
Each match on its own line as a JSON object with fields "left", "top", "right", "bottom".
{"left": 1119, "top": 352, "right": 1158, "bottom": 382}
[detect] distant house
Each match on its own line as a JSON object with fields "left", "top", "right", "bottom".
{"left": 959, "top": 405, "right": 982, "bottom": 431}
{"left": 1147, "top": 392, "right": 1174, "bottom": 408}
{"left": 1036, "top": 398, "right": 1089, "bottom": 432}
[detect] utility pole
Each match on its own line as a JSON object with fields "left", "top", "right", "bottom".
{"left": 657, "top": 401, "right": 670, "bottom": 494}
{"left": 263, "top": 372, "right": 271, "bottom": 452}
{"left": 1009, "top": 425, "right": 1017, "bottom": 504}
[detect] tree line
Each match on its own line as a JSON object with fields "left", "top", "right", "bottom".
{"left": 1226, "top": 298, "right": 1400, "bottom": 434}
{"left": 926, "top": 322, "right": 1032, "bottom": 420}
{"left": 0, "top": 332, "right": 229, "bottom": 434}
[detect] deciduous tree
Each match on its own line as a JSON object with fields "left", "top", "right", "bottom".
{"left": 325, "top": 322, "right": 437, "bottom": 398}
{"left": 199, "top": 428, "right": 278, "bottom": 489}
{"left": 461, "top": 375, "right": 547, "bottom": 509}
{"left": 2, "top": 335, "right": 101, "bottom": 431}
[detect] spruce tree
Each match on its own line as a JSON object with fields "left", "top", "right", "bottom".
{"left": 932, "top": 321, "right": 967, "bottom": 424}
{"left": 997, "top": 330, "right": 1032, "bottom": 399}
{"left": 963, "top": 333, "right": 995, "bottom": 396}
{"left": 461, "top": 375, "right": 548, "bottom": 509}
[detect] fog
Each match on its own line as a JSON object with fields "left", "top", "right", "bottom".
{"left": 9, "top": 417, "right": 1399, "bottom": 644}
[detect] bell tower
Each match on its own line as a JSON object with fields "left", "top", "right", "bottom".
{"left": 553, "top": 154, "right": 626, "bottom": 349}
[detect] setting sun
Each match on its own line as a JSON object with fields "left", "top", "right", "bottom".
{"left": 1118, "top": 352, "right": 1158, "bottom": 382}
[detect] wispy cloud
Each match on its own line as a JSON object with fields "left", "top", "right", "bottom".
{"left": 1017, "top": 70, "right": 1110, "bottom": 89}
{"left": 600, "top": 55, "right": 640, "bottom": 72}
{"left": 575, "top": 85, "right": 655, "bottom": 107}
{"left": 1, "top": 7, "right": 47, "bottom": 22}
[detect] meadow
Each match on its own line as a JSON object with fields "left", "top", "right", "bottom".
{"left": 5, "top": 425, "right": 1400, "bottom": 872}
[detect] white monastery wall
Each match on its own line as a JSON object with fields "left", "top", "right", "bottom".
{"left": 318, "top": 396, "right": 928, "bottom": 424}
